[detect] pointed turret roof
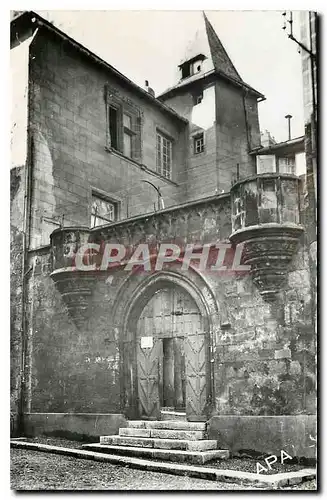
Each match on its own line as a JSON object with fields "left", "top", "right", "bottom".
{"left": 179, "top": 19, "right": 211, "bottom": 67}
{"left": 203, "top": 12, "right": 242, "bottom": 83}
{"left": 159, "top": 12, "right": 264, "bottom": 101}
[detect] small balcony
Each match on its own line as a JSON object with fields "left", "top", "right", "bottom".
{"left": 229, "top": 173, "right": 304, "bottom": 300}
{"left": 50, "top": 227, "right": 97, "bottom": 327}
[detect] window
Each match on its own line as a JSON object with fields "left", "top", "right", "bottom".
{"left": 181, "top": 64, "right": 191, "bottom": 79}
{"left": 123, "top": 113, "right": 132, "bottom": 129}
{"left": 195, "top": 93, "right": 203, "bottom": 105}
{"left": 156, "top": 132, "right": 172, "bottom": 180}
{"left": 124, "top": 132, "right": 132, "bottom": 158}
{"left": 109, "top": 106, "right": 119, "bottom": 150}
{"left": 123, "top": 113, "right": 133, "bottom": 158}
{"left": 91, "top": 194, "right": 118, "bottom": 228}
{"left": 180, "top": 55, "right": 205, "bottom": 80}
{"left": 106, "top": 87, "right": 142, "bottom": 163}
{"left": 256, "top": 155, "right": 276, "bottom": 174}
{"left": 194, "top": 133, "right": 204, "bottom": 154}
{"left": 278, "top": 156, "right": 295, "bottom": 175}
{"left": 192, "top": 61, "right": 202, "bottom": 74}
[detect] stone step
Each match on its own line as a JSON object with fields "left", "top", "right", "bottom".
{"left": 82, "top": 443, "right": 229, "bottom": 465}
{"left": 100, "top": 435, "right": 217, "bottom": 451}
{"left": 127, "top": 420, "right": 206, "bottom": 431}
{"left": 119, "top": 427, "right": 206, "bottom": 440}
{"left": 161, "top": 410, "right": 186, "bottom": 421}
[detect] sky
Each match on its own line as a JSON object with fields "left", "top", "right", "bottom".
{"left": 37, "top": 10, "right": 305, "bottom": 143}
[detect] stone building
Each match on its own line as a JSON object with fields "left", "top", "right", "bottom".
{"left": 10, "top": 11, "right": 316, "bottom": 457}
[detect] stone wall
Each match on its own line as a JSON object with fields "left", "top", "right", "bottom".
{"left": 12, "top": 22, "right": 316, "bottom": 452}
{"left": 215, "top": 81, "right": 258, "bottom": 191}
{"left": 162, "top": 79, "right": 260, "bottom": 198}
{"left": 10, "top": 166, "right": 25, "bottom": 435}
{"left": 162, "top": 84, "right": 218, "bottom": 201}
{"left": 23, "top": 194, "right": 315, "bottom": 421}
{"left": 28, "top": 27, "right": 187, "bottom": 249}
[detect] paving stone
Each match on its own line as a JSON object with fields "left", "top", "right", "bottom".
{"left": 287, "top": 476, "right": 302, "bottom": 485}
{"left": 119, "top": 428, "right": 151, "bottom": 438}
{"left": 150, "top": 429, "right": 206, "bottom": 440}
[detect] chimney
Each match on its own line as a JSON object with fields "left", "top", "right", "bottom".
{"left": 145, "top": 80, "right": 155, "bottom": 97}
{"left": 260, "top": 130, "right": 276, "bottom": 147}
{"left": 285, "top": 114, "right": 292, "bottom": 141}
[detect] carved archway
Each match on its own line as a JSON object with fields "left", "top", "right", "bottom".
{"left": 112, "top": 267, "right": 220, "bottom": 420}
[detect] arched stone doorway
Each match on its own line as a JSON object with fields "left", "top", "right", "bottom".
{"left": 136, "top": 285, "right": 205, "bottom": 419}
{"left": 114, "top": 270, "right": 218, "bottom": 421}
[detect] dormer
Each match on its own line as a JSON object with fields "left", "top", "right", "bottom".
{"left": 179, "top": 54, "right": 207, "bottom": 81}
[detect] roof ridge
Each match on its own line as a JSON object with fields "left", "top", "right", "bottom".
{"left": 10, "top": 10, "right": 188, "bottom": 123}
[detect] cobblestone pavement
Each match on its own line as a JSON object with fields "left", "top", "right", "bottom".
{"left": 10, "top": 449, "right": 316, "bottom": 491}
{"left": 10, "top": 449, "right": 254, "bottom": 490}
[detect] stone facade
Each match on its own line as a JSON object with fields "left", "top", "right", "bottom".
{"left": 10, "top": 11, "right": 316, "bottom": 457}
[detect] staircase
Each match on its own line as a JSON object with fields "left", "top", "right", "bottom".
{"left": 83, "top": 413, "right": 229, "bottom": 465}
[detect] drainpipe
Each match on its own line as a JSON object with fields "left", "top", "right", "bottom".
{"left": 242, "top": 90, "right": 252, "bottom": 151}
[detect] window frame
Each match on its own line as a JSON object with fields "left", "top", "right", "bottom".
{"left": 90, "top": 190, "right": 120, "bottom": 228}
{"left": 156, "top": 130, "right": 173, "bottom": 180}
{"left": 179, "top": 55, "right": 206, "bottom": 81}
{"left": 193, "top": 132, "right": 205, "bottom": 155}
{"left": 108, "top": 104, "right": 120, "bottom": 151}
{"left": 122, "top": 111, "right": 135, "bottom": 158}
{"left": 105, "top": 86, "right": 142, "bottom": 163}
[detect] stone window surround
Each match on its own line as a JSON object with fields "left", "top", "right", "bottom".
{"left": 156, "top": 128, "right": 173, "bottom": 181}
{"left": 190, "top": 129, "right": 206, "bottom": 155}
{"left": 105, "top": 85, "right": 142, "bottom": 162}
{"left": 89, "top": 187, "right": 122, "bottom": 227}
{"left": 193, "top": 132, "right": 205, "bottom": 154}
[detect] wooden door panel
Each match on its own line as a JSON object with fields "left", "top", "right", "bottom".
{"left": 133, "top": 285, "right": 209, "bottom": 420}
{"left": 185, "top": 332, "right": 207, "bottom": 419}
{"left": 136, "top": 338, "right": 162, "bottom": 418}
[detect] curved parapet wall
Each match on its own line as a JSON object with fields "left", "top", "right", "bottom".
{"left": 229, "top": 174, "right": 304, "bottom": 300}
{"left": 50, "top": 227, "right": 96, "bottom": 327}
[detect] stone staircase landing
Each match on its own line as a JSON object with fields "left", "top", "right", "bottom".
{"left": 83, "top": 419, "right": 229, "bottom": 465}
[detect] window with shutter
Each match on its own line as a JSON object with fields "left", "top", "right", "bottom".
{"left": 105, "top": 85, "right": 143, "bottom": 163}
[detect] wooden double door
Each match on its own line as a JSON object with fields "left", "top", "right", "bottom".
{"left": 135, "top": 286, "right": 209, "bottom": 421}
